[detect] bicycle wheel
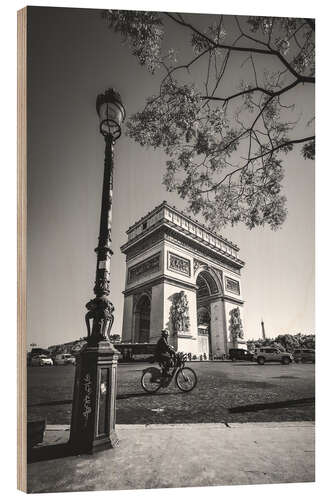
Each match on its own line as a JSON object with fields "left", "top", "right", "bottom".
{"left": 175, "top": 367, "right": 197, "bottom": 392}
{"left": 141, "top": 367, "right": 163, "bottom": 393}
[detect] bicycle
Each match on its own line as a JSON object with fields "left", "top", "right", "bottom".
{"left": 141, "top": 352, "right": 197, "bottom": 393}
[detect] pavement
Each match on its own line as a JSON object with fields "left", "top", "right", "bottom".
{"left": 27, "top": 421, "right": 315, "bottom": 493}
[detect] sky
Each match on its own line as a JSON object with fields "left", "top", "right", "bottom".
{"left": 27, "top": 6, "right": 315, "bottom": 349}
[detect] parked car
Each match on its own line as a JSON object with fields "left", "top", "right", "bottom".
{"left": 253, "top": 347, "right": 293, "bottom": 365}
{"left": 293, "top": 348, "right": 315, "bottom": 363}
{"left": 229, "top": 348, "right": 254, "bottom": 361}
{"left": 31, "top": 354, "right": 54, "bottom": 367}
{"left": 54, "top": 353, "right": 76, "bottom": 366}
{"left": 28, "top": 348, "right": 51, "bottom": 366}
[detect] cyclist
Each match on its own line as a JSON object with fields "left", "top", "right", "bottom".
{"left": 155, "top": 329, "right": 175, "bottom": 375}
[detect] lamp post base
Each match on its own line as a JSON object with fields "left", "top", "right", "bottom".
{"left": 69, "top": 340, "right": 119, "bottom": 455}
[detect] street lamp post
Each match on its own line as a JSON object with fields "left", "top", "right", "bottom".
{"left": 69, "top": 88, "right": 125, "bottom": 454}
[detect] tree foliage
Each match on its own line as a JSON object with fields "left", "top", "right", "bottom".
{"left": 104, "top": 11, "right": 315, "bottom": 230}
{"left": 247, "top": 332, "right": 315, "bottom": 351}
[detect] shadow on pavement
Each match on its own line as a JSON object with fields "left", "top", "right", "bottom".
{"left": 28, "top": 442, "right": 73, "bottom": 464}
{"left": 229, "top": 397, "right": 315, "bottom": 414}
{"left": 28, "top": 391, "right": 172, "bottom": 408}
{"left": 117, "top": 392, "right": 172, "bottom": 400}
{"left": 225, "top": 363, "right": 303, "bottom": 368}
{"left": 28, "top": 400, "right": 73, "bottom": 407}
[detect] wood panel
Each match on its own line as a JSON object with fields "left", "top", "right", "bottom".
{"left": 17, "top": 6, "right": 27, "bottom": 492}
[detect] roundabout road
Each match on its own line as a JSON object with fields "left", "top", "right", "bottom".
{"left": 28, "top": 361, "right": 315, "bottom": 425}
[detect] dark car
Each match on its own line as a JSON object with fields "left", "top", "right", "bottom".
{"left": 229, "top": 348, "right": 254, "bottom": 362}
{"left": 293, "top": 348, "right": 315, "bottom": 363}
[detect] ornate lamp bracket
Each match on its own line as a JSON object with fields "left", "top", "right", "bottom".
{"left": 85, "top": 297, "right": 115, "bottom": 344}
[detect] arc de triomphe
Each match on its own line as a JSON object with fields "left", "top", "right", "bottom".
{"left": 121, "top": 202, "right": 246, "bottom": 357}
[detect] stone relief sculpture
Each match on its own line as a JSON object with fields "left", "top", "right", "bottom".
{"left": 193, "top": 258, "right": 206, "bottom": 273}
{"left": 127, "top": 252, "right": 160, "bottom": 284}
{"left": 170, "top": 291, "right": 190, "bottom": 334}
{"left": 229, "top": 307, "right": 244, "bottom": 341}
{"left": 168, "top": 252, "right": 191, "bottom": 276}
{"left": 225, "top": 276, "right": 240, "bottom": 295}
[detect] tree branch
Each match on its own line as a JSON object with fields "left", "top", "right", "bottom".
{"left": 200, "top": 77, "right": 305, "bottom": 104}
{"left": 200, "top": 136, "right": 315, "bottom": 194}
{"left": 165, "top": 13, "right": 315, "bottom": 84}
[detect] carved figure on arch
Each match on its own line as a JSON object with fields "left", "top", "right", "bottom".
{"left": 170, "top": 291, "right": 190, "bottom": 334}
{"left": 229, "top": 307, "right": 244, "bottom": 341}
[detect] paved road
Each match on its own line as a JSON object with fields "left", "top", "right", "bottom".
{"left": 28, "top": 361, "right": 315, "bottom": 424}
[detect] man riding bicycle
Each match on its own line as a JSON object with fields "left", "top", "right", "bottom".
{"left": 142, "top": 332, "right": 197, "bottom": 393}
{"left": 155, "top": 329, "right": 175, "bottom": 375}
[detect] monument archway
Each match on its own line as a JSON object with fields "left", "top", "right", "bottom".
{"left": 134, "top": 294, "right": 151, "bottom": 343}
{"left": 196, "top": 269, "right": 223, "bottom": 358}
{"left": 121, "top": 202, "right": 245, "bottom": 356}
{"left": 197, "top": 305, "right": 211, "bottom": 358}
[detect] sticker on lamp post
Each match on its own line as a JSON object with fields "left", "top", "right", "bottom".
{"left": 98, "top": 260, "right": 109, "bottom": 270}
{"left": 82, "top": 373, "right": 92, "bottom": 426}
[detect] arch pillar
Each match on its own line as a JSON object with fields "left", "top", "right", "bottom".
{"left": 150, "top": 283, "right": 164, "bottom": 343}
{"left": 209, "top": 299, "right": 228, "bottom": 358}
{"left": 121, "top": 294, "right": 134, "bottom": 342}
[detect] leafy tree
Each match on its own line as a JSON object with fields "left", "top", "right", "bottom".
{"left": 249, "top": 337, "right": 285, "bottom": 351}
{"left": 104, "top": 11, "right": 314, "bottom": 230}
{"left": 299, "top": 333, "right": 315, "bottom": 349}
{"left": 247, "top": 332, "right": 315, "bottom": 351}
{"left": 274, "top": 334, "right": 300, "bottom": 351}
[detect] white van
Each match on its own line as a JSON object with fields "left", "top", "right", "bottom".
{"left": 54, "top": 353, "right": 75, "bottom": 366}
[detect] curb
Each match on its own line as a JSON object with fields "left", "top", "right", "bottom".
{"left": 46, "top": 421, "right": 315, "bottom": 432}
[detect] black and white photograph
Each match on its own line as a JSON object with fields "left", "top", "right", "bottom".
{"left": 17, "top": 3, "right": 316, "bottom": 494}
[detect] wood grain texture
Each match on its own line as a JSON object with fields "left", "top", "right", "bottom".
{"left": 17, "top": 6, "right": 27, "bottom": 493}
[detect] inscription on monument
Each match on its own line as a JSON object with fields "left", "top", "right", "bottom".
{"left": 167, "top": 251, "right": 191, "bottom": 277}
{"left": 225, "top": 277, "right": 240, "bottom": 295}
{"left": 128, "top": 252, "right": 161, "bottom": 284}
